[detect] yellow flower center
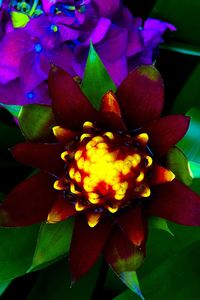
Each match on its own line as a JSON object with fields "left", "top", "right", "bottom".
{"left": 53, "top": 121, "right": 154, "bottom": 227}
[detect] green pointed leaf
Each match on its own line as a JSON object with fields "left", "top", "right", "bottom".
{"left": 149, "top": 217, "right": 174, "bottom": 236}
{"left": 11, "top": 11, "right": 30, "bottom": 28}
{"left": 18, "top": 105, "right": 55, "bottom": 140}
{"left": 166, "top": 147, "right": 192, "bottom": 186}
{"left": 160, "top": 42, "right": 200, "bottom": 57}
{"left": 28, "top": 258, "right": 102, "bottom": 300}
{"left": 0, "top": 119, "right": 24, "bottom": 148}
{"left": 81, "top": 42, "right": 117, "bottom": 110}
{"left": 29, "top": 219, "right": 74, "bottom": 272}
{"left": 0, "top": 104, "right": 22, "bottom": 118}
{"left": 0, "top": 280, "right": 12, "bottom": 296}
{"left": 177, "top": 107, "right": 200, "bottom": 163}
{"left": 172, "top": 63, "right": 200, "bottom": 114}
{"left": 0, "top": 224, "right": 40, "bottom": 281}
{"left": 118, "top": 272, "right": 144, "bottom": 300}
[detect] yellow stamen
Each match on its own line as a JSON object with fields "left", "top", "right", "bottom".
{"left": 107, "top": 205, "right": 119, "bottom": 213}
{"left": 70, "top": 183, "right": 80, "bottom": 195}
{"left": 145, "top": 156, "right": 153, "bottom": 167}
{"left": 61, "top": 151, "right": 69, "bottom": 161}
{"left": 132, "top": 154, "right": 141, "bottom": 167}
{"left": 74, "top": 171, "right": 81, "bottom": 183}
{"left": 74, "top": 150, "right": 83, "bottom": 161}
{"left": 69, "top": 167, "right": 75, "bottom": 179}
{"left": 83, "top": 121, "right": 94, "bottom": 128}
{"left": 136, "top": 133, "right": 149, "bottom": 145}
{"left": 53, "top": 180, "right": 64, "bottom": 191}
{"left": 88, "top": 192, "right": 100, "bottom": 204}
{"left": 75, "top": 201, "right": 85, "bottom": 211}
{"left": 80, "top": 133, "right": 91, "bottom": 142}
{"left": 141, "top": 186, "right": 151, "bottom": 197}
{"left": 136, "top": 172, "right": 144, "bottom": 182}
{"left": 77, "top": 157, "right": 84, "bottom": 169}
{"left": 104, "top": 132, "right": 114, "bottom": 140}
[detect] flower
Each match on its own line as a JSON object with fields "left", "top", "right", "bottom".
{"left": 1, "top": 65, "right": 200, "bottom": 282}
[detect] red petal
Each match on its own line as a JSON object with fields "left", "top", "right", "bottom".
{"left": 144, "top": 115, "right": 190, "bottom": 157}
{"left": 11, "top": 142, "right": 65, "bottom": 176}
{"left": 48, "top": 66, "right": 98, "bottom": 130}
{"left": 117, "top": 65, "right": 164, "bottom": 128}
{"left": 0, "top": 172, "right": 57, "bottom": 226}
{"left": 149, "top": 163, "right": 175, "bottom": 186}
{"left": 104, "top": 226, "right": 145, "bottom": 274}
{"left": 117, "top": 205, "right": 147, "bottom": 249}
{"left": 69, "top": 215, "right": 112, "bottom": 281}
{"left": 148, "top": 179, "right": 200, "bottom": 226}
{"left": 100, "top": 91, "right": 127, "bottom": 131}
{"left": 47, "top": 193, "right": 77, "bottom": 223}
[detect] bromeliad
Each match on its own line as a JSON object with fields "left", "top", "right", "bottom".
{"left": 1, "top": 65, "right": 200, "bottom": 281}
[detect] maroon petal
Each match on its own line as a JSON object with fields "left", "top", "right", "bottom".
{"left": 143, "top": 115, "right": 190, "bottom": 157}
{"left": 69, "top": 215, "right": 112, "bottom": 281}
{"left": 116, "top": 65, "right": 164, "bottom": 128}
{"left": 48, "top": 66, "right": 98, "bottom": 130}
{"left": 104, "top": 226, "right": 145, "bottom": 274}
{"left": 47, "top": 193, "right": 77, "bottom": 223}
{"left": 117, "top": 205, "right": 147, "bottom": 249}
{"left": 0, "top": 172, "right": 57, "bottom": 226}
{"left": 148, "top": 179, "right": 200, "bottom": 226}
{"left": 11, "top": 142, "right": 65, "bottom": 176}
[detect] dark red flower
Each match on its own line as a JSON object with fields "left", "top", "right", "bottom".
{"left": 1, "top": 65, "right": 200, "bottom": 281}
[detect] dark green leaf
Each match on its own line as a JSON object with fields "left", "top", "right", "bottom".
{"left": 151, "top": 0, "right": 200, "bottom": 46}
{"left": 149, "top": 217, "right": 174, "bottom": 236}
{"left": 81, "top": 43, "right": 117, "bottom": 110}
{"left": 0, "top": 224, "right": 40, "bottom": 280}
{"left": 177, "top": 107, "right": 200, "bottom": 163}
{"left": 18, "top": 105, "right": 55, "bottom": 140}
{"left": 29, "top": 219, "right": 74, "bottom": 272}
{"left": 172, "top": 63, "right": 200, "bottom": 114}
{"left": 118, "top": 272, "right": 144, "bottom": 300}
{"left": 0, "top": 280, "right": 12, "bottom": 296}
{"left": 166, "top": 147, "right": 192, "bottom": 186}
{"left": 28, "top": 258, "right": 102, "bottom": 300}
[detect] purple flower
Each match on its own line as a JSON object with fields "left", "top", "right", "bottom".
{"left": 0, "top": 27, "right": 74, "bottom": 91}
{"left": 0, "top": 78, "right": 51, "bottom": 105}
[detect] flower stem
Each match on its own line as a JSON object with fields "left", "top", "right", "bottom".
{"left": 29, "top": 0, "right": 39, "bottom": 16}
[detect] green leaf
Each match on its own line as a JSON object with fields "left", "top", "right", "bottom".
{"left": 0, "top": 119, "right": 24, "bottom": 148}
{"left": 81, "top": 42, "right": 117, "bottom": 110}
{"left": 177, "top": 107, "right": 200, "bottom": 163}
{"left": 118, "top": 272, "right": 144, "bottom": 300}
{"left": 0, "top": 280, "right": 12, "bottom": 296}
{"left": 28, "top": 258, "right": 102, "bottom": 300}
{"left": 18, "top": 105, "right": 55, "bottom": 140}
{"left": 149, "top": 217, "right": 174, "bottom": 236}
{"left": 166, "top": 147, "right": 192, "bottom": 186}
{"left": 28, "top": 219, "right": 74, "bottom": 272}
{"left": 11, "top": 11, "right": 30, "bottom": 28}
{"left": 160, "top": 42, "right": 200, "bottom": 57}
{"left": 0, "top": 104, "right": 22, "bottom": 118}
{"left": 151, "top": 0, "right": 200, "bottom": 46}
{"left": 0, "top": 224, "right": 40, "bottom": 281}
{"left": 172, "top": 63, "right": 200, "bottom": 114}
{"left": 188, "top": 161, "right": 200, "bottom": 179}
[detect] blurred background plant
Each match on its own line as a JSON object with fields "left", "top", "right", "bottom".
{"left": 0, "top": 0, "right": 200, "bottom": 299}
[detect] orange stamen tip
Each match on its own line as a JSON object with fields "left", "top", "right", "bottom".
{"left": 75, "top": 201, "right": 85, "bottom": 212}
{"left": 165, "top": 169, "right": 175, "bottom": 182}
{"left": 61, "top": 151, "right": 69, "bottom": 161}
{"left": 83, "top": 121, "right": 94, "bottom": 128}
{"left": 141, "top": 186, "right": 151, "bottom": 198}
{"left": 87, "top": 213, "right": 101, "bottom": 227}
{"left": 136, "top": 133, "right": 149, "bottom": 145}
{"left": 53, "top": 180, "right": 65, "bottom": 191}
